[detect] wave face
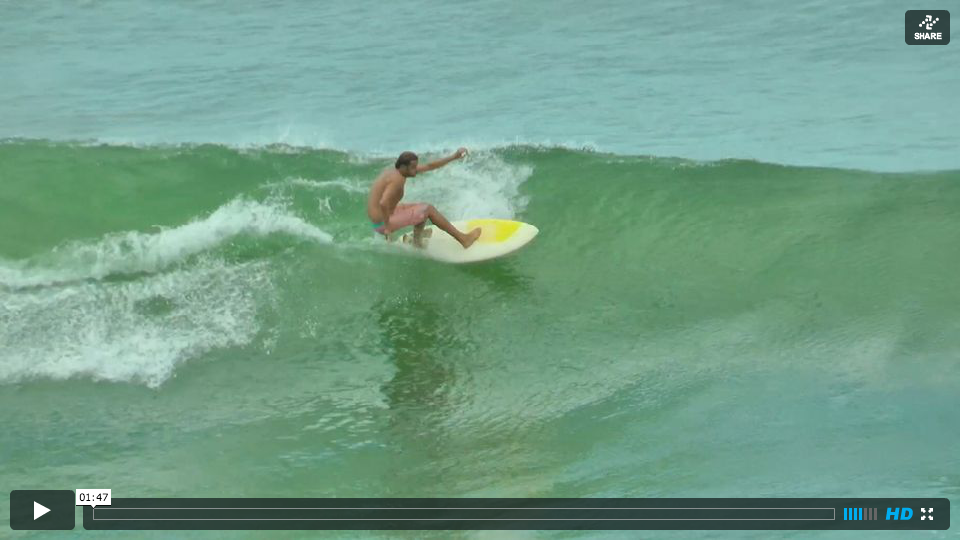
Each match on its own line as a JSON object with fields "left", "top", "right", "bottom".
{"left": 0, "top": 140, "right": 957, "bottom": 520}
{"left": 0, "top": 140, "right": 957, "bottom": 389}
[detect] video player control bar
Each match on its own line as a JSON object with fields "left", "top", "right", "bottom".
{"left": 80, "top": 498, "right": 950, "bottom": 530}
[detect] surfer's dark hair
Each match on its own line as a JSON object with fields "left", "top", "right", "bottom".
{"left": 395, "top": 151, "right": 418, "bottom": 169}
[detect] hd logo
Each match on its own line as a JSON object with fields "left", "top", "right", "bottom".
{"left": 905, "top": 10, "right": 950, "bottom": 45}
{"left": 885, "top": 507, "right": 912, "bottom": 520}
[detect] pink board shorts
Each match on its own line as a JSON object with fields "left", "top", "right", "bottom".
{"left": 372, "top": 203, "right": 430, "bottom": 234}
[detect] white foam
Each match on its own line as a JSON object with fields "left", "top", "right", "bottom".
{"left": 0, "top": 198, "right": 332, "bottom": 289}
{"left": 402, "top": 149, "right": 533, "bottom": 220}
{"left": 67, "top": 136, "right": 602, "bottom": 158}
{"left": 405, "top": 137, "right": 601, "bottom": 155}
{"left": 198, "top": 123, "right": 600, "bottom": 157}
{"left": 317, "top": 197, "right": 332, "bottom": 215}
{"left": 269, "top": 177, "right": 368, "bottom": 194}
{"left": 0, "top": 258, "right": 268, "bottom": 388}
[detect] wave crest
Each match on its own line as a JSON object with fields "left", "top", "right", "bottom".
{"left": 0, "top": 198, "right": 331, "bottom": 289}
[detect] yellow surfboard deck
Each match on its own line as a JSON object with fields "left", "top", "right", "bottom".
{"left": 401, "top": 218, "right": 538, "bottom": 263}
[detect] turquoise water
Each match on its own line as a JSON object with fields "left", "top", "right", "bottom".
{"left": 1, "top": 0, "right": 959, "bottom": 169}
{"left": 0, "top": 1, "right": 959, "bottom": 539}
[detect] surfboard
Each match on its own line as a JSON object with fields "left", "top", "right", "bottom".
{"left": 399, "top": 218, "right": 538, "bottom": 263}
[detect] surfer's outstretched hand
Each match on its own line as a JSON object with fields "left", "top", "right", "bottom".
{"left": 454, "top": 147, "right": 468, "bottom": 159}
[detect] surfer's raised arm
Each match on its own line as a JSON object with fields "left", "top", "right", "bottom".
{"left": 415, "top": 147, "right": 468, "bottom": 173}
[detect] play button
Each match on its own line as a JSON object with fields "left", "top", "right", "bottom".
{"left": 9, "top": 490, "right": 74, "bottom": 530}
{"left": 34, "top": 501, "right": 51, "bottom": 520}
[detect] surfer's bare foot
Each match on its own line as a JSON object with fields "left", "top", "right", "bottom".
{"left": 459, "top": 227, "right": 481, "bottom": 249}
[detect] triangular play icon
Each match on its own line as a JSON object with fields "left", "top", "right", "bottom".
{"left": 34, "top": 501, "right": 51, "bottom": 520}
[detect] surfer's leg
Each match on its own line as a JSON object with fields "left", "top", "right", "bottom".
{"left": 424, "top": 204, "right": 481, "bottom": 248}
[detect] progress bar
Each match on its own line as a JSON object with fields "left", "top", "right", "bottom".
{"left": 81, "top": 498, "right": 951, "bottom": 530}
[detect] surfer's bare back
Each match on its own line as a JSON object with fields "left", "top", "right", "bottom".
{"left": 366, "top": 149, "right": 481, "bottom": 248}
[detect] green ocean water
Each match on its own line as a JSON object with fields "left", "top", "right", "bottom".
{"left": 0, "top": 141, "right": 958, "bottom": 538}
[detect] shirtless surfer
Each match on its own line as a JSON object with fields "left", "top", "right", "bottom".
{"left": 367, "top": 149, "right": 481, "bottom": 248}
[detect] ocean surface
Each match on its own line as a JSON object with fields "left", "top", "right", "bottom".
{"left": 0, "top": 1, "right": 959, "bottom": 539}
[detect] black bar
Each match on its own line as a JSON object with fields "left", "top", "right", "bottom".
{"left": 82, "top": 498, "right": 950, "bottom": 530}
